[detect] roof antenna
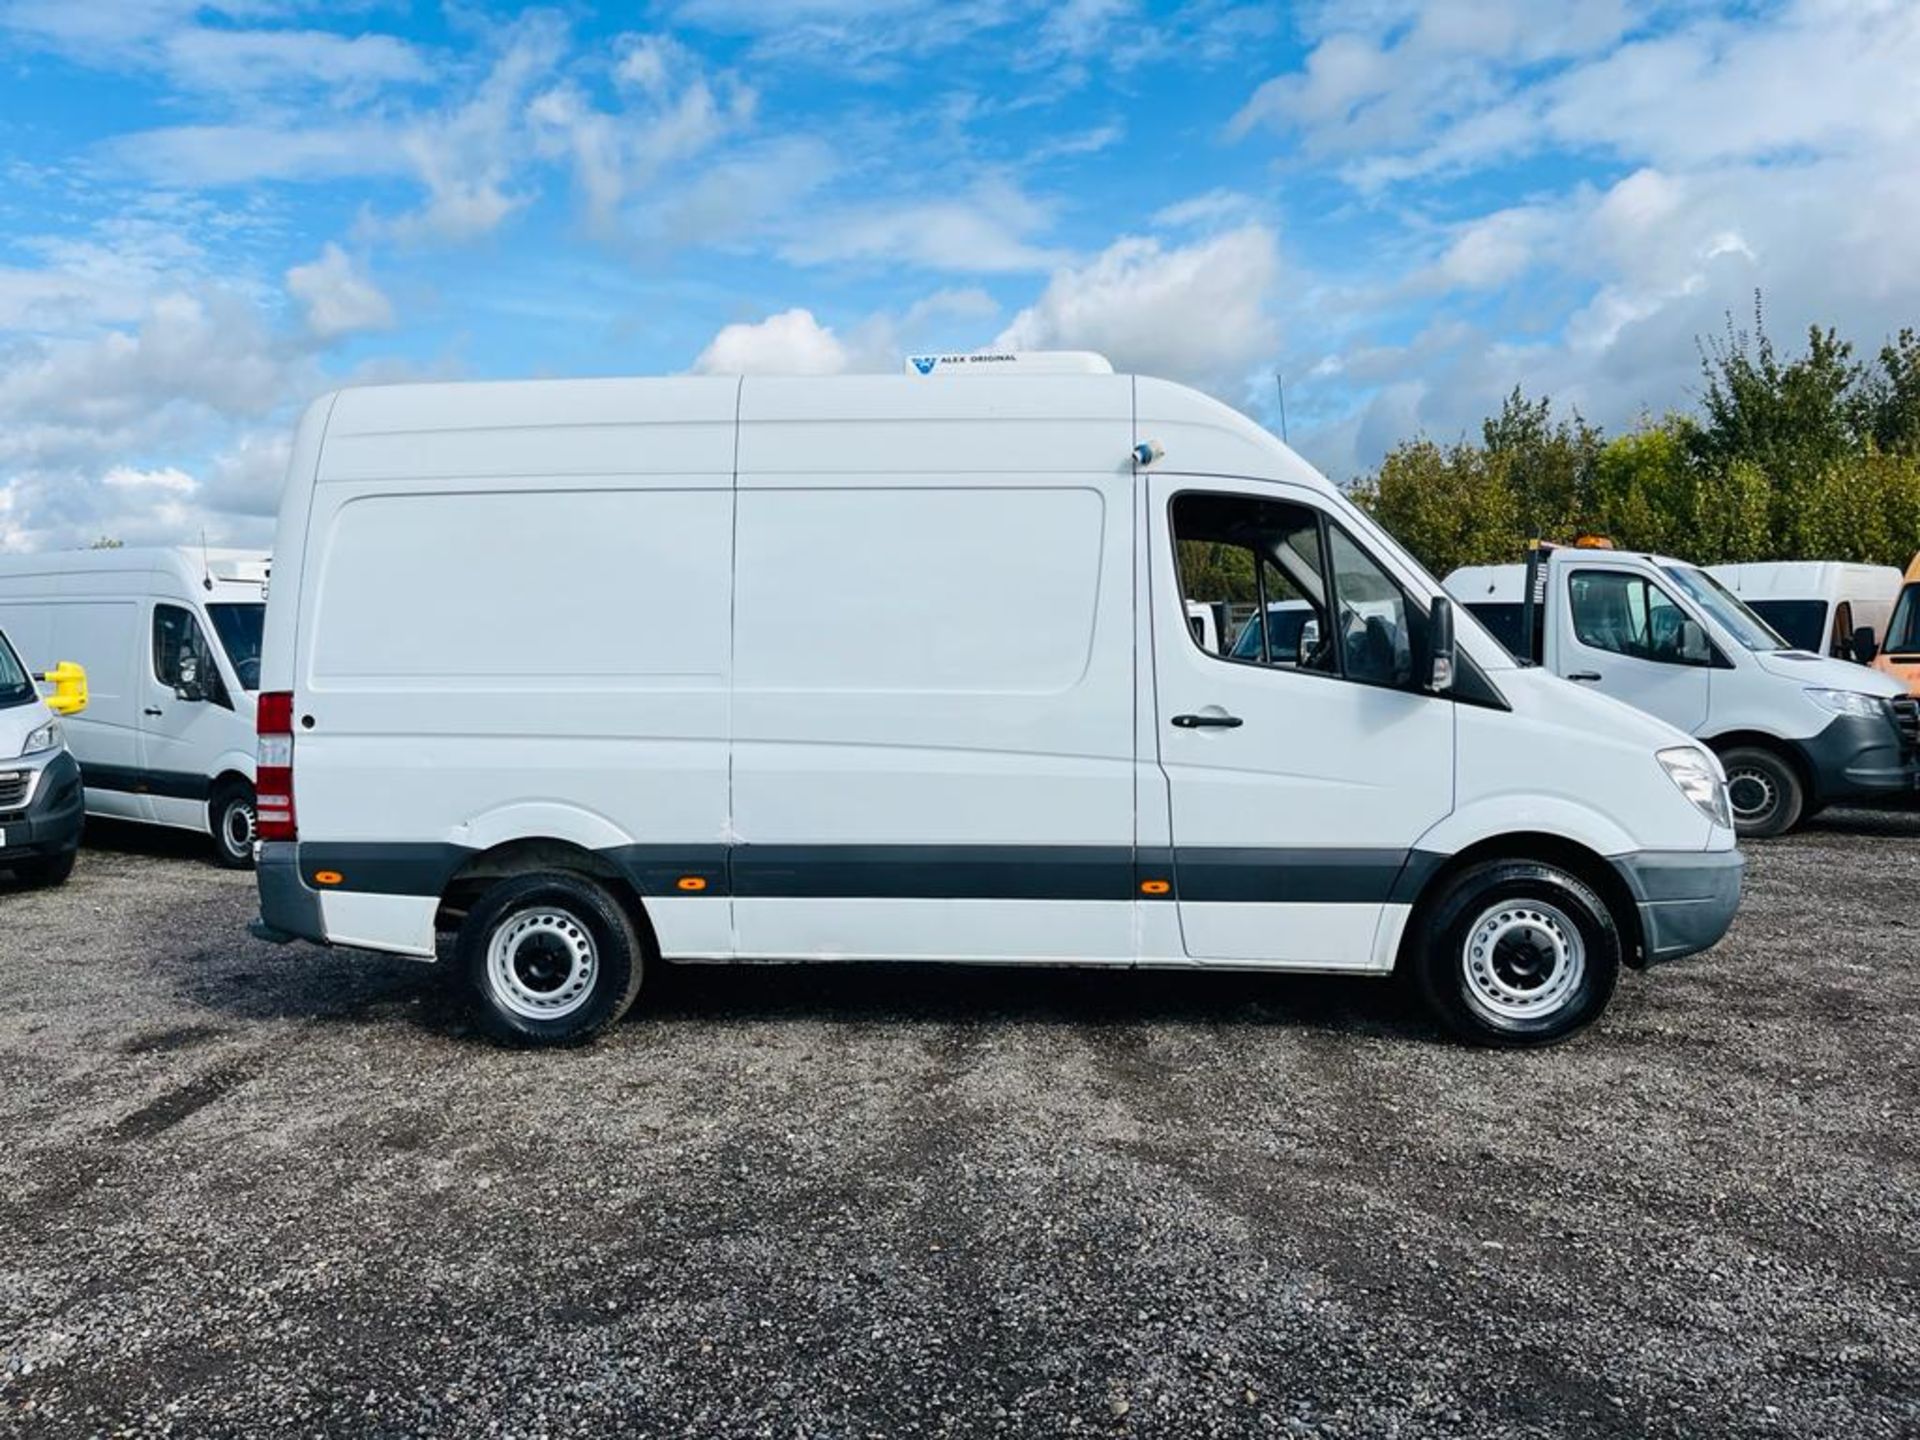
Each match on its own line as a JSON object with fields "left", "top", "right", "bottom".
{"left": 200, "top": 529, "right": 213, "bottom": 591}
{"left": 1274, "top": 372, "right": 1290, "bottom": 445}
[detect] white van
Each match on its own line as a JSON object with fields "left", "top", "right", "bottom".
{"left": 0, "top": 547, "right": 269, "bottom": 867}
{"left": 1447, "top": 550, "right": 1918, "bottom": 837}
{"left": 252, "top": 370, "right": 1743, "bottom": 1049}
{"left": 0, "top": 631, "right": 87, "bottom": 885}
{"left": 1707, "top": 561, "right": 1901, "bottom": 662}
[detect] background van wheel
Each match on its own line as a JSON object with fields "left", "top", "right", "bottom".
{"left": 1718, "top": 746, "right": 1803, "bottom": 838}
{"left": 1414, "top": 860, "right": 1621, "bottom": 1047}
{"left": 13, "top": 851, "right": 76, "bottom": 887}
{"left": 210, "top": 783, "right": 257, "bottom": 870}
{"left": 456, "top": 872, "right": 644, "bottom": 1048}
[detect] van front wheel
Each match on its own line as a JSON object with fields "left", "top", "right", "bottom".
{"left": 456, "top": 873, "right": 644, "bottom": 1048}
{"left": 1414, "top": 861, "right": 1621, "bottom": 1047}
{"left": 1718, "top": 746, "right": 1803, "bottom": 838}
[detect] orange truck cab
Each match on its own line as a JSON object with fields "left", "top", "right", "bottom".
{"left": 1873, "top": 554, "right": 1920, "bottom": 696}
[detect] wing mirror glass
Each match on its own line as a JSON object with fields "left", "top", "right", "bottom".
{"left": 1679, "top": 619, "right": 1710, "bottom": 666}
{"left": 1297, "top": 618, "right": 1320, "bottom": 667}
{"left": 1427, "top": 596, "right": 1456, "bottom": 693}
{"left": 1851, "top": 625, "right": 1879, "bottom": 664}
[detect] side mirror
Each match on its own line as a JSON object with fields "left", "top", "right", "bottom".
{"left": 1852, "top": 625, "right": 1879, "bottom": 665}
{"left": 1427, "top": 596, "right": 1456, "bottom": 692}
{"left": 1678, "top": 619, "right": 1710, "bottom": 665}
{"left": 174, "top": 651, "right": 205, "bottom": 702}
{"left": 34, "top": 660, "right": 88, "bottom": 716}
{"left": 1297, "top": 618, "right": 1321, "bottom": 667}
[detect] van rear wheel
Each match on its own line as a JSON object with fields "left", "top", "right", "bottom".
{"left": 1414, "top": 860, "right": 1621, "bottom": 1047}
{"left": 456, "top": 872, "right": 644, "bottom": 1048}
{"left": 1718, "top": 746, "right": 1803, "bottom": 838}
{"left": 210, "top": 782, "right": 257, "bottom": 870}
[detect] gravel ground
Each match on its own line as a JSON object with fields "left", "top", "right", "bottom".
{"left": 0, "top": 814, "right": 1916, "bottom": 1439}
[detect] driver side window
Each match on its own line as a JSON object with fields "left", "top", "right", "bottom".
{"left": 1171, "top": 493, "right": 1424, "bottom": 688}
{"left": 1569, "top": 570, "right": 1700, "bottom": 666}
{"left": 153, "top": 604, "right": 230, "bottom": 707}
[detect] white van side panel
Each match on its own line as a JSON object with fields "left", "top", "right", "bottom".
{"left": 729, "top": 474, "right": 1136, "bottom": 962}
{"left": 290, "top": 379, "right": 741, "bottom": 958}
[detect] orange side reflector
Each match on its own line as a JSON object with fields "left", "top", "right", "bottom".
{"left": 313, "top": 870, "right": 344, "bottom": 886}
{"left": 1140, "top": 879, "right": 1171, "bottom": 895}
{"left": 677, "top": 876, "right": 709, "bottom": 892}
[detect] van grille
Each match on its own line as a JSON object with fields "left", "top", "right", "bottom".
{"left": 0, "top": 769, "right": 29, "bottom": 813}
{"left": 1891, "top": 696, "right": 1919, "bottom": 758}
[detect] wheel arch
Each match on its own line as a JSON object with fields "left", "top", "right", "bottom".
{"left": 1399, "top": 831, "right": 1647, "bottom": 972}
{"left": 436, "top": 837, "right": 660, "bottom": 960}
{"left": 1702, "top": 729, "right": 1813, "bottom": 802}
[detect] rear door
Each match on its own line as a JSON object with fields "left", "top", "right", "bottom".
{"left": 1149, "top": 477, "right": 1455, "bottom": 967}
{"left": 1554, "top": 556, "right": 1711, "bottom": 733}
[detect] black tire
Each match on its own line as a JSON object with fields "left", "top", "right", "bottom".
{"left": 1413, "top": 860, "right": 1622, "bottom": 1048}
{"left": 13, "top": 850, "right": 76, "bottom": 887}
{"left": 456, "top": 872, "right": 644, "bottom": 1048}
{"left": 1718, "top": 745, "right": 1803, "bottom": 839}
{"left": 209, "top": 782, "right": 257, "bottom": 870}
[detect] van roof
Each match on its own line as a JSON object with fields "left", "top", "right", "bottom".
{"left": 0, "top": 545, "right": 268, "bottom": 587}
{"left": 1708, "top": 561, "right": 1902, "bottom": 598}
{"left": 310, "top": 373, "right": 1331, "bottom": 497}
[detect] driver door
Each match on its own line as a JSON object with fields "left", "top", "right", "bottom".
{"left": 1149, "top": 478, "right": 1455, "bottom": 967}
{"left": 139, "top": 603, "right": 232, "bottom": 828}
{"left": 1555, "top": 559, "right": 1712, "bottom": 734}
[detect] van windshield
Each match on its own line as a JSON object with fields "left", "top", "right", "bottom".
{"left": 0, "top": 630, "right": 33, "bottom": 709}
{"left": 1745, "top": 599, "right": 1828, "bottom": 655}
{"left": 1664, "top": 565, "right": 1788, "bottom": 652}
{"left": 1886, "top": 583, "right": 1920, "bottom": 657}
{"left": 207, "top": 602, "right": 265, "bottom": 690}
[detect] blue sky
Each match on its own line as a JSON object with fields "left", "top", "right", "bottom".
{"left": 2, "top": 0, "right": 1918, "bottom": 547}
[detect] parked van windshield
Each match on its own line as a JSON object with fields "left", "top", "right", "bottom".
{"left": 1744, "top": 599, "right": 1827, "bottom": 654}
{"left": 1886, "top": 584, "right": 1920, "bottom": 656}
{"left": 1664, "top": 565, "right": 1788, "bottom": 652}
{"left": 207, "top": 602, "right": 265, "bottom": 690}
{"left": 0, "top": 630, "right": 33, "bottom": 708}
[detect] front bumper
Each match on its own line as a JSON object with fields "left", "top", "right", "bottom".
{"left": 250, "top": 840, "right": 327, "bottom": 945}
{"left": 0, "top": 750, "right": 84, "bottom": 863}
{"left": 1793, "top": 713, "right": 1918, "bottom": 803}
{"left": 1612, "top": 848, "right": 1745, "bottom": 965}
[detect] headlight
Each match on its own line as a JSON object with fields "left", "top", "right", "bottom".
{"left": 1658, "top": 746, "right": 1731, "bottom": 828}
{"left": 1805, "top": 688, "right": 1888, "bottom": 720}
{"left": 21, "top": 719, "right": 60, "bottom": 756}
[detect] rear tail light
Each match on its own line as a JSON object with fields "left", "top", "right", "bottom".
{"left": 256, "top": 690, "right": 296, "bottom": 841}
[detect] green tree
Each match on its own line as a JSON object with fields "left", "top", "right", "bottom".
{"left": 1862, "top": 328, "right": 1920, "bottom": 457}
{"left": 1692, "top": 294, "right": 1865, "bottom": 484}
{"left": 1351, "top": 437, "right": 1521, "bottom": 578}
{"left": 1590, "top": 417, "right": 1696, "bottom": 555}
{"left": 1482, "top": 387, "right": 1603, "bottom": 540}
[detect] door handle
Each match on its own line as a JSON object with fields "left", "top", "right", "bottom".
{"left": 143, "top": 706, "right": 164, "bottom": 716}
{"left": 1567, "top": 672, "right": 1602, "bottom": 683}
{"left": 1172, "top": 712, "right": 1244, "bottom": 729}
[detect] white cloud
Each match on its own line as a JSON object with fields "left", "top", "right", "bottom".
{"left": 285, "top": 244, "right": 393, "bottom": 339}
{"left": 995, "top": 225, "right": 1281, "bottom": 394}
{"left": 691, "top": 308, "right": 853, "bottom": 375}
{"left": 781, "top": 178, "right": 1064, "bottom": 274}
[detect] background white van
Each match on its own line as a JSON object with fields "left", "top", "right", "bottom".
{"left": 1707, "top": 561, "right": 1900, "bottom": 662}
{"left": 1447, "top": 552, "right": 1917, "bottom": 836}
{"left": 0, "top": 547, "right": 268, "bottom": 867}
{"left": 253, "top": 370, "right": 1741, "bottom": 1050}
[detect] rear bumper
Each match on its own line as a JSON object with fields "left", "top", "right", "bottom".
{"left": 0, "top": 751, "right": 84, "bottom": 862}
{"left": 251, "top": 840, "right": 327, "bottom": 945}
{"left": 1612, "top": 848, "right": 1745, "bottom": 965}
{"left": 1793, "top": 713, "right": 1918, "bottom": 802}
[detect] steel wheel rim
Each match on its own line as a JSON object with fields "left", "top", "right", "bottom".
{"left": 1462, "top": 900, "right": 1586, "bottom": 1023}
{"left": 221, "top": 798, "right": 255, "bottom": 857}
{"left": 486, "top": 907, "right": 597, "bottom": 1020}
{"left": 1725, "top": 768, "right": 1775, "bottom": 822}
